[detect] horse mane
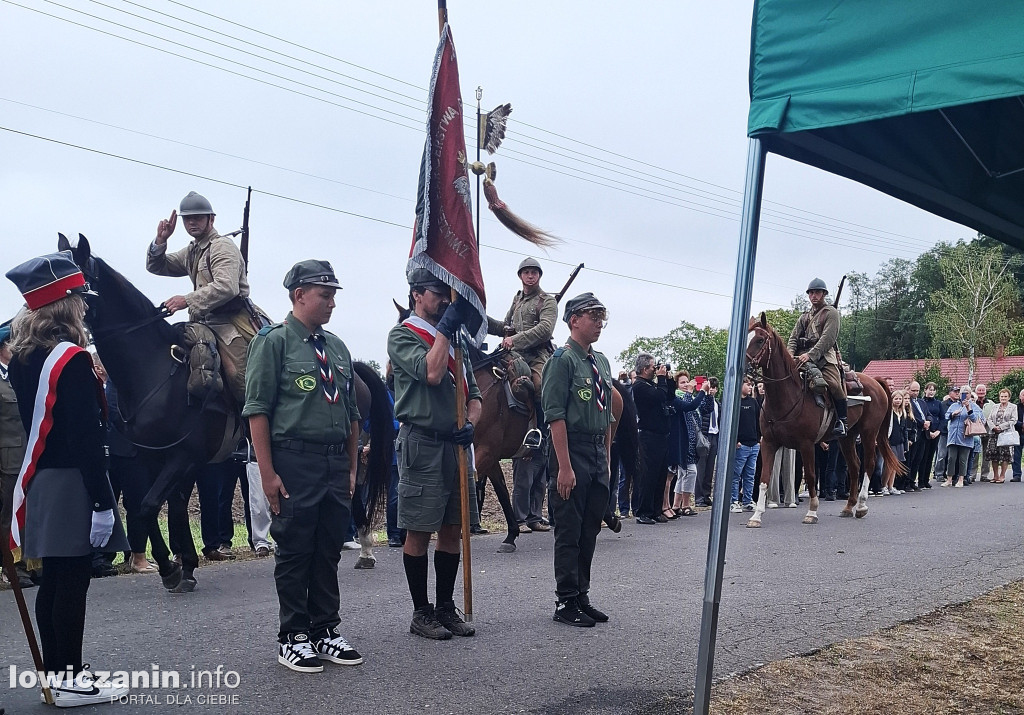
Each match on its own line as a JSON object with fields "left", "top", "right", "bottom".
{"left": 91, "top": 255, "right": 177, "bottom": 341}
{"left": 761, "top": 321, "right": 798, "bottom": 375}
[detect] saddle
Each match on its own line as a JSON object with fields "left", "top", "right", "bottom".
{"left": 176, "top": 323, "right": 224, "bottom": 401}
{"left": 493, "top": 354, "right": 534, "bottom": 414}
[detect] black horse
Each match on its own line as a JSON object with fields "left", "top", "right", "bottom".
{"left": 61, "top": 234, "right": 392, "bottom": 590}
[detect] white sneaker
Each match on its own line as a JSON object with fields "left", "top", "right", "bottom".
{"left": 49, "top": 668, "right": 129, "bottom": 708}
{"left": 729, "top": 502, "right": 742, "bottom": 514}
{"left": 786, "top": 502, "right": 798, "bottom": 508}
{"left": 767, "top": 502, "right": 779, "bottom": 509}
{"left": 881, "top": 487, "right": 890, "bottom": 496}
{"left": 798, "top": 490, "right": 810, "bottom": 498}
{"left": 341, "top": 540, "right": 360, "bottom": 551}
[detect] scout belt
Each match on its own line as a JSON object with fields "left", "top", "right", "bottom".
{"left": 273, "top": 439, "right": 347, "bottom": 455}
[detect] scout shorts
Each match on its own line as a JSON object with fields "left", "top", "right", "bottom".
{"left": 396, "top": 424, "right": 479, "bottom": 533}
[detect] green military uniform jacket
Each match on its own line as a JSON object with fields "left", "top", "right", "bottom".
{"left": 541, "top": 338, "right": 614, "bottom": 435}
{"left": 387, "top": 323, "right": 481, "bottom": 434}
{"left": 788, "top": 303, "right": 840, "bottom": 366}
{"left": 486, "top": 288, "right": 557, "bottom": 359}
{"left": 242, "top": 313, "right": 360, "bottom": 444}
{"left": 0, "top": 365, "right": 27, "bottom": 475}
{"left": 146, "top": 225, "right": 251, "bottom": 323}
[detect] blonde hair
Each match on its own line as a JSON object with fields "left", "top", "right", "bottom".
{"left": 891, "top": 389, "right": 910, "bottom": 419}
{"left": 9, "top": 295, "right": 89, "bottom": 361}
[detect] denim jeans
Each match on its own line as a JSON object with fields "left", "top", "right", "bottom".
{"left": 1013, "top": 444, "right": 1022, "bottom": 479}
{"left": 731, "top": 443, "right": 760, "bottom": 505}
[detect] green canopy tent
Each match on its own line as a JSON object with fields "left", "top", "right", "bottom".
{"left": 695, "top": 2, "right": 1024, "bottom": 711}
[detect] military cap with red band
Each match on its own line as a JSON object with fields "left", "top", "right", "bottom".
{"left": 5, "top": 251, "right": 96, "bottom": 310}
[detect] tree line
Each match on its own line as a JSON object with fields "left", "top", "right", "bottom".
{"left": 618, "top": 236, "right": 1024, "bottom": 386}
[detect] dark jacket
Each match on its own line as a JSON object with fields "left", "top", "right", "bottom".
{"left": 888, "top": 413, "right": 909, "bottom": 451}
{"left": 699, "top": 397, "right": 721, "bottom": 435}
{"left": 922, "top": 396, "right": 944, "bottom": 438}
{"left": 907, "top": 398, "right": 926, "bottom": 443}
{"left": 632, "top": 375, "right": 674, "bottom": 435}
{"left": 938, "top": 397, "right": 954, "bottom": 436}
{"left": 668, "top": 390, "right": 707, "bottom": 467}
{"left": 9, "top": 348, "right": 115, "bottom": 512}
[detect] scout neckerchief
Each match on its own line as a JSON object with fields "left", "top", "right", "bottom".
{"left": 0, "top": 360, "right": 7, "bottom": 383}
{"left": 308, "top": 334, "right": 340, "bottom": 404}
{"left": 401, "top": 314, "right": 469, "bottom": 398}
{"left": 10, "top": 342, "right": 105, "bottom": 558}
{"left": 587, "top": 353, "right": 606, "bottom": 412}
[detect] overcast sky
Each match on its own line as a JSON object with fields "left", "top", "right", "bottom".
{"left": 0, "top": 1, "right": 969, "bottom": 370}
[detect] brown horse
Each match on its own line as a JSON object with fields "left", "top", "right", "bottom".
{"left": 744, "top": 314, "right": 901, "bottom": 527}
{"left": 470, "top": 349, "right": 626, "bottom": 552}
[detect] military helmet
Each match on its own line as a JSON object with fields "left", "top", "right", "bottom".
{"left": 178, "top": 191, "right": 215, "bottom": 217}
{"left": 806, "top": 278, "right": 828, "bottom": 294}
{"left": 517, "top": 257, "right": 542, "bottom": 277}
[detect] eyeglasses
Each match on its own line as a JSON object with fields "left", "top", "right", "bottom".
{"left": 580, "top": 309, "right": 608, "bottom": 327}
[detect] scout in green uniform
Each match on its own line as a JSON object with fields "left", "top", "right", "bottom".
{"left": 542, "top": 293, "right": 614, "bottom": 627}
{"left": 0, "top": 320, "right": 34, "bottom": 589}
{"left": 243, "top": 260, "right": 363, "bottom": 673}
{"left": 387, "top": 268, "right": 481, "bottom": 640}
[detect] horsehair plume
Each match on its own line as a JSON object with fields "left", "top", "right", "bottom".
{"left": 483, "top": 177, "right": 559, "bottom": 248}
{"left": 482, "top": 103, "right": 512, "bottom": 154}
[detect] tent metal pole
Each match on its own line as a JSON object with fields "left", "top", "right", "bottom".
{"left": 692, "top": 136, "right": 766, "bottom": 715}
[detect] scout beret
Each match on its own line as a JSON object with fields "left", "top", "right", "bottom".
{"left": 0, "top": 320, "right": 11, "bottom": 345}
{"left": 6, "top": 251, "right": 96, "bottom": 310}
{"left": 563, "top": 292, "right": 606, "bottom": 324}
{"left": 283, "top": 260, "right": 342, "bottom": 290}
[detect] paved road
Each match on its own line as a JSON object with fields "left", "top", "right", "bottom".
{"left": 2, "top": 482, "right": 1022, "bottom": 714}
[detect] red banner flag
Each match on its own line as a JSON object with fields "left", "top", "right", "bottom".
{"left": 408, "top": 23, "right": 486, "bottom": 346}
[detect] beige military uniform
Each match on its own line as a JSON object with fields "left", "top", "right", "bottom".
{"left": 787, "top": 303, "right": 845, "bottom": 400}
{"left": 487, "top": 288, "right": 557, "bottom": 393}
{"left": 1, "top": 364, "right": 27, "bottom": 547}
{"left": 146, "top": 225, "right": 258, "bottom": 403}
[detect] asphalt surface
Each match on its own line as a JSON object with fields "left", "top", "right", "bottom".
{"left": 2, "top": 480, "right": 1023, "bottom": 715}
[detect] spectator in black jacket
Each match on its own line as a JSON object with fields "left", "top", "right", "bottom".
{"left": 694, "top": 377, "right": 720, "bottom": 507}
{"left": 730, "top": 378, "right": 761, "bottom": 512}
{"left": 916, "top": 382, "right": 945, "bottom": 488}
{"left": 1012, "top": 389, "right": 1024, "bottom": 482}
{"left": 883, "top": 390, "right": 910, "bottom": 495}
{"left": 631, "top": 354, "right": 673, "bottom": 524}
{"left": 933, "top": 385, "right": 959, "bottom": 482}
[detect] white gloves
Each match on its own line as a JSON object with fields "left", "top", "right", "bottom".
{"left": 90, "top": 509, "right": 115, "bottom": 548}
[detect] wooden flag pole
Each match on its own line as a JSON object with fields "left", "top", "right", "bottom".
{"left": 437, "top": 0, "right": 472, "bottom": 622}
{"left": 2, "top": 544, "right": 53, "bottom": 704}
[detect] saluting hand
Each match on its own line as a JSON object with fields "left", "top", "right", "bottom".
{"left": 557, "top": 466, "right": 576, "bottom": 500}
{"left": 155, "top": 210, "right": 177, "bottom": 244}
{"left": 262, "top": 470, "right": 289, "bottom": 515}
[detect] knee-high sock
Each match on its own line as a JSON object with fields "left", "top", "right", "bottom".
{"left": 403, "top": 553, "right": 429, "bottom": 610}
{"left": 434, "top": 550, "right": 460, "bottom": 605}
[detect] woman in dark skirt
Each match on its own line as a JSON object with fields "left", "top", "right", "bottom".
{"left": 6, "top": 251, "right": 129, "bottom": 708}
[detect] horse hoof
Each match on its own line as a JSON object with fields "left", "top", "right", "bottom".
{"left": 855, "top": 509, "right": 868, "bottom": 519}
{"left": 160, "top": 563, "right": 183, "bottom": 590}
{"left": 802, "top": 515, "right": 818, "bottom": 525}
{"left": 353, "top": 557, "right": 376, "bottom": 570}
{"left": 497, "top": 543, "right": 517, "bottom": 553}
{"left": 170, "top": 577, "right": 196, "bottom": 594}
{"left": 746, "top": 519, "right": 761, "bottom": 529}
{"left": 839, "top": 510, "right": 853, "bottom": 518}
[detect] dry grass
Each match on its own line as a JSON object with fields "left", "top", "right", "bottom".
{"left": 709, "top": 580, "right": 1024, "bottom": 715}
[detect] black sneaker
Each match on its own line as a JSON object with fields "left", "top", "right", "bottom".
{"left": 553, "top": 598, "right": 596, "bottom": 627}
{"left": 435, "top": 601, "right": 476, "bottom": 637}
{"left": 577, "top": 594, "right": 609, "bottom": 623}
{"left": 410, "top": 604, "right": 452, "bottom": 640}
{"left": 313, "top": 626, "right": 363, "bottom": 665}
{"left": 278, "top": 633, "right": 324, "bottom": 673}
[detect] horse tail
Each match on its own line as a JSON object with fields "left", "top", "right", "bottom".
{"left": 873, "top": 380, "right": 907, "bottom": 477}
{"left": 353, "top": 362, "right": 395, "bottom": 527}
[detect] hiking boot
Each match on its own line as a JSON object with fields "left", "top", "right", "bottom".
{"left": 313, "top": 626, "right": 363, "bottom": 665}
{"left": 553, "top": 598, "right": 596, "bottom": 627}
{"left": 435, "top": 601, "right": 476, "bottom": 637}
{"left": 410, "top": 604, "right": 452, "bottom": 640}
{"left": 577, "top": 594, "right": 609, "bottom": 623}
{"left": 278, "top": 633, "right": 324, "bottom": 673}
{"left": 49, "top": 666, "right": 129, "bottom": 708}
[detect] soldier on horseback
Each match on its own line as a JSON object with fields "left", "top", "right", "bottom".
{"left": 788, "top": 278, "right": 848, "bottom": 437}
{"left": 146, "top": 191, "right": 263, "bottom": 404}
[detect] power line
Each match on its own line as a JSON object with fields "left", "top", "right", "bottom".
{"left": 76, "top": 0, "right": 940, "bottom": 253}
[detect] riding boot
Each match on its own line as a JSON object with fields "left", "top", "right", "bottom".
{"left": 832, "top": 398, "right": 848, "bottom": 437}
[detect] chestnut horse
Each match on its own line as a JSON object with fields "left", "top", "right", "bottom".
{"left": 745, "top": 314, "right": 901, "bottom": 527}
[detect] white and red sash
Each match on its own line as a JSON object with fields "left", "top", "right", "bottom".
{"left": 10, "top": 342, "right": 90, "bottom": 554}
{"left": 401, "top": 315, "right": 469, "bottom": 399}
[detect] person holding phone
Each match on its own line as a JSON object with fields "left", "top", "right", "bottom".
{"left": 943, "top": 386, "right": 980, "bottom": 488}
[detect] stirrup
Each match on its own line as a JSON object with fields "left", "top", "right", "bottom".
{"left": 832, "top": 420, "right": 848, "bottom": 437}
{"left": 522, "top": 428, "right": 543, "bottom": 450}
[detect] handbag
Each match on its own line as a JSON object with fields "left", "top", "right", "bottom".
{"left": 696, "top": 431, "right": 711, "bottom": 456}
{"left": 997, "top": 429, "right": 1020, "bottom": 447}
{"left": 964, "top": 418, "right": 987, "bottom": 437}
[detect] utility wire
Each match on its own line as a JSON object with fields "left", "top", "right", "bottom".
{"left": 50, "top": 0, "right": 940, "bottom": 252}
